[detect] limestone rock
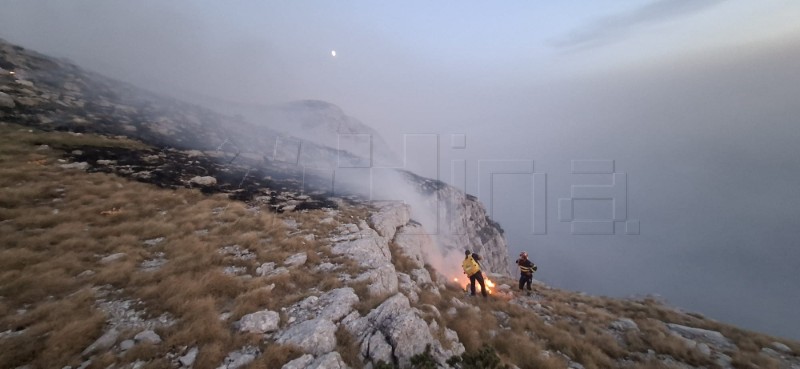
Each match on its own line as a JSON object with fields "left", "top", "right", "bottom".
{"left": 393, "top": 224, "right": 432, "bottom": 269}
{"left": 346, "top": 293, "right": 450, "bottom": 368}
{"left": 666, "top": 324, "right": 735, "bottom": 351}
{"left": 368, "top": 202, "right": 411, "bottom": 240}
{"left": 59, "top": 162, "right": 90, "bottom": 170}
{"left": 276, "top": 318, "right": 337, "bottom": 355}
{"left": 189, "top": 176, "right": 217, "bottom": 187}
{"left": 256, "top": 262, "right": 276, "bottom": 276}
{"left": 237, "top": 310, "right": 280, "bottom": 333}
{"left": 119, "top": 339, "right": 135, "bottom": 351}
{"left": 82, "top": 328, "right": 120, "bottom": 356}
{"left": 100, "top": 253, "right": 127, "bottom": 264}
{"left": 771, "top": 341, "right": 792, "bottom": 354}
{"left": 134, "top": 330, "right": 162, "bottom": 344}
{"left": 610, "top": 318, "right": 639, "bottom": 331}
{"left": 331, "top": 228, "right": 391, "bottom": 266}
{"left": 282, "top": 354, "right": 314, "bottom": 369}
{"left": 285, "top": 288, "right": 359, "bottom": 325}
{"left": 284, "top": 252, "right": 308, "bottom": 267}
{"left": 180, "top": 347, "right": 199, "bottom": 367}
{"left": 356, "top": 263, "right": 399, "bottom": 297}
{"left": 306, "top": 352, "right": 350, "bottom": 369}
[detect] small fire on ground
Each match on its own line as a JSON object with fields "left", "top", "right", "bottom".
{"left": 453, "top": 275, "right": 496, "bottom": 295}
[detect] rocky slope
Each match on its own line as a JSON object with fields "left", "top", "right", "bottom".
{"left": 2, "top": 38, "right": 799, "bottom": 369}
{"left": 0, "top": 37, "right": 510, "bottom": 275}
{"left": 229, "top": 99, "right": 399, "bottom": 168}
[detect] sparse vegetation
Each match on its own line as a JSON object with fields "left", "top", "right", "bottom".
{"left": 0, "top": 125, "right": 348, "bottom": 369}
{"left": 1, "top": 123, "right": 798, "bottom": 369}
{"left": 447, "top": 345, "right": 508, "bottom": 369}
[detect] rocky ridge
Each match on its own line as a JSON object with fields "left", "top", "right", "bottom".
{"left": 2, "top": 38, "right": 800, "bottom": 369}
{"left": 0, "top": 38, "right": 511, "bottom": 275}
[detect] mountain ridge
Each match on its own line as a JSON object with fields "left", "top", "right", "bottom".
{"left": 1, "top": 37, "right": 799, "bottom": 369}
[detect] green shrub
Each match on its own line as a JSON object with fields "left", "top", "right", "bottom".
{"left": 447, "top": 345, "right": 509, "bottom": 369}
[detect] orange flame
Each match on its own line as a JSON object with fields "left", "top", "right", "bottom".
{"left": 453, "top": 275, "right": 496, "bottom": 295}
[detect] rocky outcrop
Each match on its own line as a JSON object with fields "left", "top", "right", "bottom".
{"left": 343, "top": 293, "right": 464, "bottom": 367}
{"left": 276, "top": 318, "right": 338, "bottom": 356}
{"left": 236, "top": 310, "right": 280, "bottom": 334}
{"left": 430, "top": 181, "right": 511, "bottom": 275}
{"left": 283, "top": 288, "right": 359, "bottom": 325}
{"left": 2, "top": 37, "right": 511, "bottom": 276}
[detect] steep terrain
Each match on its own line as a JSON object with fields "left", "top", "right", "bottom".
{"left": 1, "top": 39, "right": 799, "bottom": 369}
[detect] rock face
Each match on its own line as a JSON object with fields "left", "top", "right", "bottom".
{"left": 231, "top": 99, "right": 400, "bottom": 168}
{"left": 422, "top": 176, "right": 511, "bottom": 275}
{"left": 2, "top": 36, "right": 510, "bottom": 276}
{"left": 0, "top": 37, "right": 498, "bottom": 369}
{"left": 276, "top": 318, "right": 338, "bottom": 355}
{"left": 344, "top": 294, "right": 464, "bottom": 367}
{"left": 284, "top": 288, "right": 359, "bottom": 325}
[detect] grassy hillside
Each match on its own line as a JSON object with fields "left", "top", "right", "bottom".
{"left": 1, "top": 123, "right": 799, "bottom": 369}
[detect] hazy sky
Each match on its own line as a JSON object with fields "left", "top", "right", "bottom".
{"left": 2, "top": 1, "right": 800, "bottom": 339}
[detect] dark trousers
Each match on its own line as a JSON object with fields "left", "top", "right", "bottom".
{"left": 519, "top": 273, "right": 532, "bottom": 290}
{"left": 469, "top": 272, "right": 487, "bottom": 297}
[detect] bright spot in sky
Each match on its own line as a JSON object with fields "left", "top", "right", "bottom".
{"left": 331, "top": 50, "right": 336, "bottom": 57}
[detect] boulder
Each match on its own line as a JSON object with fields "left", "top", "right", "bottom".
{"left": 347, "top": 294, "right": 443, "bottom": 368}
{"left": 356, "top": 263, "right": 399, "bottom": 297}
{"left": 393, "top": 224, "right": 432, "bottom": 269}
{"left": 281, "top": 354, "right": 314, "bottom": 369}
{"left": 256, "top": 262, "right": 276, "bottom": 276}
{"left": 218, "top": 347, "right": 259, "bottom": 369}
{"left": 771, "top": 341, "right": 792, "bottom": 354}
{"left": 100, "top": 253, "right": 127, "bottom": 264}
{"left": 285, "top": 288, "right": 359, "bottom": 325}
{"left": 82, "top": 328, "right": 120, "bottom": 356}
{"left": 59, "top": 162, "right": 90, "bottom": 170}
{"left": 237, "top": 310, "right": 280, "bottom": 333}
{"left": 361, "top": 331, "right": 394, "bottom": 364}
{"left": 133, "top": 330, "right": 161, "bottom": 344}
{"left": 276, "top": 318, "right": 337, "bottom": 355}
{"left": 179, "top": 347, "right": 199, "bottom": 367}
{"left": 368, "top": 202, "right": 411, "bottom": 240}
{"left": 119, "top": 339, "right": 135, "bottom": 351}
{"left": 331, "top": 228, "right": 391, "bottom": 266}
{"left": 610, "top": 318, "right": 639, "bottom": 331}
{"left": 307, "top": 352, "right": 350, "bottom": 369}
{"left": 189, "top": 176, "right": 217, "bottom": 187}
{"left": 284, "top": 252, "right": 308, "bottom": 267}
{"left": 666, "top": 324, "right": 735, "bottom": 351}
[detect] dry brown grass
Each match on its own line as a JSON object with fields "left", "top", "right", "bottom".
{"left": 0, "top": 125, "right": 359, "bottom": 368}
{"left": 246, "top": 343, "right": 303, "bottom": 369}
{"left": 730, "top": 350, "right": 781, "bottom": 369}
{"left": 2, "top": 124, "right": 797, "bottom": 369}
{"left": 351, "top": 280, "right": 388, "bottom": 316}
{"left": 388, "top": 241, "right": 419, "bottom": 275}
{"left": 335, "top": 325, "right": 364, "bottom": 369}
{"left": 0, "top": 289, "right": 105, "bottom": 369}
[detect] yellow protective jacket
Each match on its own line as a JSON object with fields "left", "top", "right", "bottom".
{"left": 462, "top": 254, "right": 481, "bottom": 276}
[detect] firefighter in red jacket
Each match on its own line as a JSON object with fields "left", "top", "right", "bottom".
{"left": 516, "top": 251, "right": 537, "bottom": 295}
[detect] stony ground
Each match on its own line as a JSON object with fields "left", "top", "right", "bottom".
{"left": 1, "top": 124, "right": 800, "bottom": 369}
{"left": 2, "top": 38, "right": 800, "bottom": 369}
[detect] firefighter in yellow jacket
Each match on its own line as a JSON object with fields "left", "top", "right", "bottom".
{"left": 462, "top": 250, "right": 488, "bottom": 297}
